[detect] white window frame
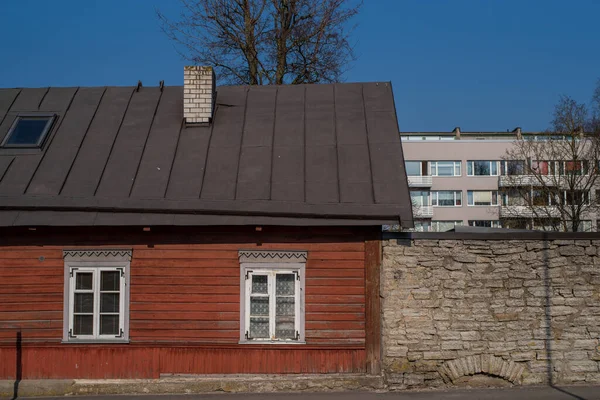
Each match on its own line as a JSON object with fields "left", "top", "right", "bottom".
{"left": 239, "top": 250, "right": 306, "bottom": 344}
{"left": 431, "top": 220, "right": 463, "bottom": 232}
{"left": 467, "top": 190, "right": 500, "bottom": 206}
{"left": 469, "top": 220, "right": 502, "bottom": 228}
{"left": 429, "top": 161, "right": 461, "bottom": 177}
{"left": 63, "top": 249, "right": 131, "bottom": 343}
{"left": 467, "top": 160, "right": 500, "bottom": 176}
{"left": 405, "top": 160, "right": 427, "bottom": 177}
{"left": 431, "top": 190, "right": 462, "bottom": 207}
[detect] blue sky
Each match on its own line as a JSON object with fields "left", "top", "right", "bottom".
{"left": 1, "top": 0, "right": 598, "bottom": 131}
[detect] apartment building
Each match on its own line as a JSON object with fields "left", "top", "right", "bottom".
{"left": 400, "top": 127, "right": 598, "bottom": 232}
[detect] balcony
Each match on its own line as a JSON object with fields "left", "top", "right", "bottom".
{"left": 500, "top": 206, "right": 561, "bottom": 218}
{"left": 407, "top": 176, "right": 433, "bottom": 187}
{"left": 498, "top": 175, "right": 557, "bottom": 187}
{"left": 413, "top": 205, "right": 434, "bottom": 218}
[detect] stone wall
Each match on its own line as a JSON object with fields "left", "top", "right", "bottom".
{"left": 382, "top": 238, "right": 600, "bottom": 389}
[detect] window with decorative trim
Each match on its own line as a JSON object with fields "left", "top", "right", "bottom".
{"left": 239, "top": 250, "right": 306, "bottom": 343}
{"left": 63, "top": 249, "right": 131, "bottom": 342}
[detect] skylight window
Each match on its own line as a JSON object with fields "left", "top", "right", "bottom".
{"left": 1, "top": 114, "right": 56, "bottom": 148}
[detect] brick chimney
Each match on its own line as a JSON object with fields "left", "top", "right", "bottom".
{"left": 184, "top": 66, "right": 215, "bottom": 124}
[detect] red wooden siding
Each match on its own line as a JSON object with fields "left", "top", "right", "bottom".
{"left": 0, "top": 344, "right": 364, "bottom": 379}
{"left": 0, "top": 227, "right": 372, "bottom": 378}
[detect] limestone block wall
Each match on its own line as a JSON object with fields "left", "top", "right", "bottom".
{"left": 382, "top": 238, "right": 600, "bottom": 389}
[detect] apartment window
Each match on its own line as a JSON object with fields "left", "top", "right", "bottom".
{"left": 63, "top": 249, "right": 131, "bottom": 342}
{"left": 501, "top": 188, "right": 526, "bottom": 206}
{"left": 431, "top": 220, "right": 463, "bottom": 232}
{"left": 410, "top": 190, "right": 430, "bottom": 207}
{"left": 468, "top": 220, "right": 501, "bottom": 228}
{"left": 431, "top": 191, "right": 462, "bottom": 206}
{"left": 429, "top": 161, "right": 461, "bottom": 177}
{"left": 532, "top": 189, "right": 554, "bottom": 206}
{"left": 467, "top": 161, "right": 499, "bottom": 176}
{"left": 565, "top": 190, "right": 590, "bottom": 206}
{"left": 467, "top": 191, "right": 499, "bottom": 206}
{"left": 405, "top": 161, "right": 428, "bottom": 176}
{"left": 501, "top": 219, "right": 529, "bottom": 230}
{"left": 530, "top": 218, "right": 562, "bottom": 231}
{"left": 531, "top": 161, "right": 551, "bottom": 175}
{"left": 564, "top": 161, "right": 589, "bottom": 176}
{"left": 239, "top": 251, "right": 306, "bottom": 343}
{"left": 501, "top": 161, "right": 526, "bottom": 176}
{"left": 413, "top": 220, "right": 432, "bottom": 232}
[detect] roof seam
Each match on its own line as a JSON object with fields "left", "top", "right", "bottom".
{"left": 233, "top": 88, "right": 250, "bottom": 201}
{"left": 37, "top": 87, "right": 50, "bottom": 110}
{"left": 23, "top": 87, "right": 80, "bottom": 195}
{"left": 268, "top": 86, "right": 279, "bottom": 200}
{"left": 361, "top": 84, "right": 377, "bottom": 204}
{"left": 333, "top": 84, "right": 341, "bottom": 203}
{"left": 59, "top": 87, "right": 108, "bottom": 195}
{"left": 0, "top": 88, "right": 22, "bottom": 129}
{"left": 302, "top": 85, "right": 307, "bottom": 203}
{"left": 163, "top": 118, "right": 185, "bottom": 198}
{"left": 94, "top": 87, "right": 136, "bottom": 196}
{"left": 198, "top": 106, "right": 217, "bottom": 199}
{"left": 0, "top": 157, "right": 15, "bottom": 184}
{"left": 128, "top": 88, "right": 164, "bottom": 197}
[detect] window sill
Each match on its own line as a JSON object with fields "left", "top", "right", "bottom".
{"left": 238, "top": 340, "right": 306, "bottom": 345}
{"left": 61, "top": 339, "right": 130, "bottom": 344}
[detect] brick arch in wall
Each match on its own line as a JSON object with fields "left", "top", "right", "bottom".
{"left": 438, "top": 355, "right": 526, "bottom": 385}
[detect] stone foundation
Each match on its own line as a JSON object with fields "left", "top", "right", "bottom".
{"left": 0, "top": 374, "right": 385, "bottom": 397}
{"left": 382, "top": 238, "right": 600, "bottom": 389}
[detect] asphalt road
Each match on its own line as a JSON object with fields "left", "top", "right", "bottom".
{"left": 18, "top": 385, "right": 600, "bottom": 400}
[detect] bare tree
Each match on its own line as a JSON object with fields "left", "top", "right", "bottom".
{"left": 500, "top": 95, "right": 600, "bottom": 232}
{"left": 157, "top": 0, "right": 361, "bottom": 85}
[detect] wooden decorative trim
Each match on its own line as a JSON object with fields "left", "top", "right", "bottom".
{"left": 63, "top": 249, "right": 132, "bottom": 262}
{"left": 364, "top": 229, "right": 382, "bottom": 375}
{"left": 238, "top": 250, "right": 307, "bottom": 263}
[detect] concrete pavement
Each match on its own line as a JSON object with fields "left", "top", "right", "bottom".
{"left": 17, "top": 385, "right": 600, "bottom": 400}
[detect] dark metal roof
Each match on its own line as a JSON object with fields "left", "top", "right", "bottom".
{"left": 0, "top": 83, "right": 412, "bottom": 227}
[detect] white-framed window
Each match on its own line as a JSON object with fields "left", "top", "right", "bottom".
{"left": 429, "top": 161, "right": 461, "bottom": 177}
{"left": 405, "top": 161, "right": 428, "bottom": 176}
{"left": 431, "top": 190, "right": 462, "bottom": 206}
{"left": 63, "top": 249, "right": 131, "bottom": 343}
{"left": 239, "top": 250, "right": 306, "bottom": 344}
{"left": 431, "top": 220, "right": 463, "bottom": 232}
{"left": 467, "top": 160, "right": 499, "bottom": 176}
{"left": 501, "top": 160, "right": 526, "bottom": 176}
{"left": 410, "top": 190, "right": 430, "bottom": 206}
{"left": 467, "top": 190, "right": 499, "bottom": 206}
{"left": 469, "top": 220, "right": 502, "bottom": 228}
{"left": 413, "top": 220, "right": 432, "bottom": 232}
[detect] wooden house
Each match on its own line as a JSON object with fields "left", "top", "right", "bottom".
{"left": 0, "top": 67, "right": 412, "bottom": 379}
